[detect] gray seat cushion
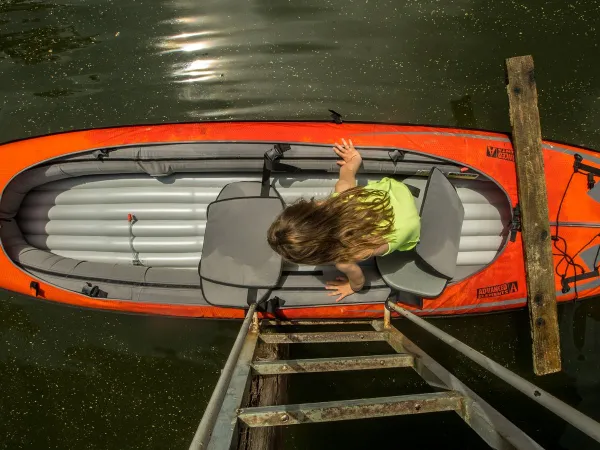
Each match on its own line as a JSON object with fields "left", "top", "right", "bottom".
{"left": 376, "top": 168, "right": 464, "bottom": 299}
{"left": 200, "top": 196, "right": 283, "bottom": 289}
{"left": 416, "top": 168, "right": 465, "bottom": 279}
{"left": 376, "top": 251, "right": 447, "bottom": 298}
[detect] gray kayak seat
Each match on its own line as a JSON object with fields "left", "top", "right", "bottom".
{"left": 376, "top": 168, "right": 465, "bottom": 299}
{"left": 199, "top": 182, "right": 284, "bottom": 307}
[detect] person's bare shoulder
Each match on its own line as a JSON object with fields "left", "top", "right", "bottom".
{"left": 371, "top": 243, "right": 390, "bottom": 256}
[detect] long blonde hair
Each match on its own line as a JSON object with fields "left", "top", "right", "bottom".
{"left": 267, "top": 186, "right": 394, "bottom": 265}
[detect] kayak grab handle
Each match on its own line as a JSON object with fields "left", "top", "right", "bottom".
{"left": 328, "top": 109, "right": 343, "bottom": 124}
{"left": 561, "top": 269, "right": 600, "bottom": 293}
{"left": 573, "top": 154, "right": 600, "bottom": 190}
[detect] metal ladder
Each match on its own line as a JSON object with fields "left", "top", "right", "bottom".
{"left": 189, "top": 301, "right": 600, "bottom": 450}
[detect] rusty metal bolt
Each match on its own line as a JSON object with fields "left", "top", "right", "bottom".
{"left": 414, "top": 404, "right": 421, "bottom": 411}
{"left": 359, "top": 334, "right": 365, "bottom": 339}
{"left": 380, "top": 360, "right": 385, "bottom": 365}
{"left": 280, "top": 414, "right": 289, "bottom": 422}
{"left": 281, "top": 365, "right": 288, "bottom": 371}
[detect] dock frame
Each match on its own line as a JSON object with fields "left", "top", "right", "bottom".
{"left": 506, "top": 55, "right": 562, "bottom": 375}
{"left": 189, "top": 302, "right": 600, "bottom": 450}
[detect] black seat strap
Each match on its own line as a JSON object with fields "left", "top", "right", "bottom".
{"left": 509, "top": 204, "right": 522, "bottom": 242}
{"left": 261, "top": 144, "right": 291, "bottom": 196}
{"left": 246, "top": 289, "right": 284, "bottom": 312}
{"left": 387, "top": 292, "right": 423, "bottom": 309}
{"left": 247, "top": 288, "right": 258, "bottom": 304}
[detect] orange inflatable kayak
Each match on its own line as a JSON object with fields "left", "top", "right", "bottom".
{"left": 0, "top": 122, "right": 598, "bottom": 319}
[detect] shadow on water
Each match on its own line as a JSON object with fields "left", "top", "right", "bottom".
{"left": 0, "top": 297, "right": 40, "bottom": 337}
{"left": 0, "top": 292, "right": 240, "bottom": 450}
{"left": 451, "top": 95, "right": 478, "bottom": 129}
{"left": 279, "top": 306, "right": 600, "bottom": 450}
{"left": 32, "top": 88, "right": 80, "bottom": 98}
{"left": 557, "top": 302, "right": 600, "bottom": 448}
{"left": 395, "top": 305, "right": 600, "bottom": 450}
{"left": 1, "top": 0, "right": 600, "bottom": 448}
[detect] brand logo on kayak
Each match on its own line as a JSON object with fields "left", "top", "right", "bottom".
{"left": 486, "top": 146, "right": 514, "bottom": 162}
{"left": 476, "top": 281, "right": 518, "bottom": 299}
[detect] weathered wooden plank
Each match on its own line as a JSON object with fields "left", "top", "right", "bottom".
{"left": 252, "top": 354, "right": 414, "bottom": 375}
{"left": 505, "top": 55, "right": 561, "bottom": 375}
{"left": 237, "top": 330, "right": 288, "bottom": 450}
{"left": 238, "top": 392, "right": 464, "bottom": 427}
{"left": 260, "top": 331, "right": 386, "bottom": 344}
{"left": 262, "top": 319, "right": 368, "bottom": 326}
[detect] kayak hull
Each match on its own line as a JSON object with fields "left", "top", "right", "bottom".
{"left": 0, "top": 122, "right": 598, "bottom": 318}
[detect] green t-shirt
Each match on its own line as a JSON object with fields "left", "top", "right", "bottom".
{"left": 364, "top": 178, "right": 420, "bottom": 254}
{"left": 331, "top": 177, "right": 421, "bottom": 254}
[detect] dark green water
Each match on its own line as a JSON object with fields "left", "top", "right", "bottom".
{"left": 1, "top": 0, "right": 600, "bottom": 448}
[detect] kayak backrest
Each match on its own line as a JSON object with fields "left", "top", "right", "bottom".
{"left": 199, "top": 182, "right": 284, "bottom": 306}
{"left": 376, "top": 168, "right": 465, "bottom": 299}
{"left": 416, "top": 168, "right": 465, "bottom": 279}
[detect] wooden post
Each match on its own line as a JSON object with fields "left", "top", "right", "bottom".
{"left": 237, "top": 330, "right": 288, "bottom": 450}
{"left": 505, "top": 55, "right": 562, "bottom": 375}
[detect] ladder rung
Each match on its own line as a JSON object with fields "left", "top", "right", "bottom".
{"left": 252, "top": 354, "right": 414, "bottom": 374}
{"left": 238, "top": 391, "right": 464, "bottom": 427}
{"left": 263, "top": 320, "right": 369, "bottom": 326}
{"left": 260, "top": 331, "right": 386, "bottom": 344}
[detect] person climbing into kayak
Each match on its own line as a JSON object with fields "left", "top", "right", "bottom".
{"left": 267, "top": 138, "right": 421, "bottom": 302}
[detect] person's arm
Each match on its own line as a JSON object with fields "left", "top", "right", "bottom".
{"left": 325, "top": 262, "right": 365, "bottom": 302}
{"left": 324, "top": 139, "right": 365, "bottom": 302}
{"left": 333, "top": 139, "right": 362, "bottom": 193}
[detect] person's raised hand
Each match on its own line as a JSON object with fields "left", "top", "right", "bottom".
{"left": 333, "top": 139, "right": 362, "bottom": 167}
